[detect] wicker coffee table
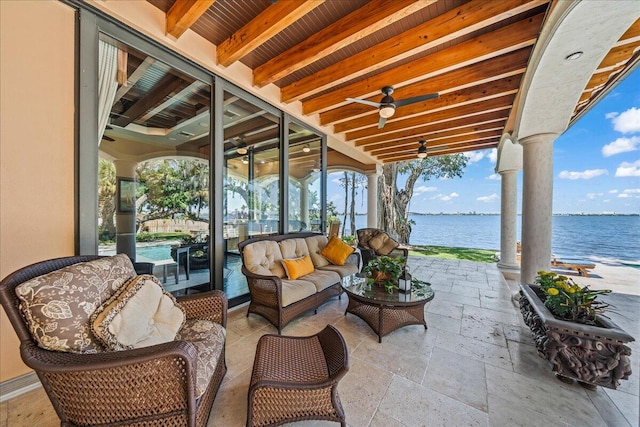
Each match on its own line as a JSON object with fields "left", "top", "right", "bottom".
{"left": 341, "top": 274, "right": 434, "bottom": 342}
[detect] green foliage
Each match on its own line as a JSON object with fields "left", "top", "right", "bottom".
{"left": 136, "top": 232, "right": 191, "bottom": 242}
{"left": 364, "top": 256, "right": 406, "bottom": 292}
{"left": 410, "top": 245, "right": 497, "bottom": 263}
{"left": 342, "top": 235, "right": 357, "bottom": 245}
{"left": 535, "top": 271, "right": 611, "bottom": 324}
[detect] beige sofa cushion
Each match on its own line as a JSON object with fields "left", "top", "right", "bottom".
{"left": 91, "top": 275, "right": 185, "bottom": 351}
{"left": 243, "top": 240, "right": 286, "bottom": 278}
{"left": 278, "top": 238, "right": 310, "bottom": 260}
{"left": 369, "top": 232, "right": 399, "bottom": 256}
{"left": 176, "top": 319, "right": 225, "bottom": 399}
{"left": 301, "top": 270, "right": 341, "bottom": 292}
{"left": 318, "top": 263, "right": 359, "bottom": 278}
{"left": 15, "top": 254, "right": 136, "bottom": 353}
{"left": 280, "top": 279, "right": 317, "bottom": 307}
{"left": 305, "top": 235, "right": 330, "bottom": 268}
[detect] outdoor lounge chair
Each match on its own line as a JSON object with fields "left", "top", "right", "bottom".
{"left": 356, "top": 228, "right": 409, "bottom": 269}
{"left": 551, "top": 257, "right": 596, "bottom": 277}
{"left": 0, "top": 255, "right": 227, "bottom": 427}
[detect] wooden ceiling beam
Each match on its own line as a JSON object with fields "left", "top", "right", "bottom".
{"left": 318, "top": 48, "right": 530, "bottom": 125}
{"left": 341, "top": 76, "right": 521, "bottom": 136}
{"left": 356, "top": 110, "right": 508, "bottom": 148}
{"left": 281, "top": 0, "right": 547, "bottom": 103}
{"left": 367, "top": 124, "right": 505, "bottom": 156}
{"left": 342, "top": 94, "right": 514, "bottom": 137}
{"left": 252, "top": 0, "right": 435, "bottom": 88}
{"left": 382, "top": 139, "right": 499, "bottom": 163}
{"left": 166, "top": 0, "right": 216, "bottom": 39}
{"left": 217, "top": 1, "right": 325, "bottom": 66}
{"left": 113, "top": 75, "right": 185, "bottom": 127}
{"left": 597, "top": 41, "right": 640, "bottom": 69}
{"left": 112, "top": 56, "right": 156, "bottom": 106}
{"left": 304, "top": 13, "right": 544, "bottom": 115}
{"left": 376, "top": 131, "right": 502, "bottom": 161}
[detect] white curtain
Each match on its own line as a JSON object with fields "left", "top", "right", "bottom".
{"left": 98, "top": 40, "right": 119, "bottom": 146}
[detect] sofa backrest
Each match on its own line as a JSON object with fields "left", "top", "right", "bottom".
{"left": 242, "top": 240, "right": 286, "bottom": 278}
{"left": 304, "top": 235, "right": 330, "bottom": 268}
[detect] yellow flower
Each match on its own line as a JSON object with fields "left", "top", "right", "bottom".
{"left": 546, "top": 288, "right": 559, "bottom": 296}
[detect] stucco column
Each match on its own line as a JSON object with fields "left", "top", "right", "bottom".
{"left": 113, "top": 159, "right": 137, "bottom": 260}
{"left": 366, "top": 169, "right": 380, "bottom": 228}
{"left": 300, "top": 178, "right": 309, "bottom": 228}
{"left": 520, "top": 133, "right": 557, "bottom": 284}
{"left": 497, "top": 169, "right": 519, "bottom": 271}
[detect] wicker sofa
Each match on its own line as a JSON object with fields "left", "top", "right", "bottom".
{"left": 0, "top": 254, "right": 227, "bottom": 427}
{"left": 239, "top": 232, "right": 360, "bottom": 333}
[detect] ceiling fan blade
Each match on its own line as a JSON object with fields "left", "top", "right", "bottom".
{"left": 378, "top": 116, "right": 387, "bottom": 129}
{"left": 394, "top": 93, "right": 439, "bottom": 107}
{"left": 346, "top": 97, "right": 382, "bottom": 108}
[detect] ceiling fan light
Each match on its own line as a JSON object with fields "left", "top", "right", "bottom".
{"left": 379, "top": 106, "right": 395, "bottom": 118}
{"left": 241, "top": 156, "right": 249, "bottom": 164}
{"left": 237, "top": 147, "right": 248, "bottom": 155}
{"left": 417, "top": 140, "right": 428, "bottom": 158}
{"left": 302, "top": 144, "right": 311, "bottom": 153}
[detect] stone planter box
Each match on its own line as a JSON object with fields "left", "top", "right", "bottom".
{"left": 519, "top": 283, "right": 634, "bottom": 389}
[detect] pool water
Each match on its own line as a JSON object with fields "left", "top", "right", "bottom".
{"left": 99, "top": 244, "right": 174, "bottom": 261}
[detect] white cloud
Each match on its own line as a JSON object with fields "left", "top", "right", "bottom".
{"left": 608, "top": 189, "right": 618, "bottom": 194}
{"left": 610, "top": 107, "right": 640, "bottom": 133}
{"left": 602, "top": 136, "right": 640, "bottom": 157}
{"left": 615, "top": 160, "right": 640, "bottom": 177}
{"left": 558, "top": 169, "right": 608, "bottom": 180}
{"left": 586, "top": 193, "right": 603, "bottom": 199}
{"left": 623, "top": 188, "right": 640, "bottom": 194}
{"left": 605, "top": 112, "right": 619, "bottom": 120}
{"left": 486, "top": 174, "right": 501, "bottom": 180}
{"left": 488, "top": 148, "right": 498, "bottom": 164}
{"left": 465, "top": 151, "right": 486, "bottom": 163}
{"left": 618, "top": 193, "right": 631, "bottom": 198}
{"left": 477, "top": 193, "right": 499, "bottom": 202}
{"left": 415, "top": 185, "right": 437, "bottom": 194}
{"left": 432, "top": 192, "right": 459, "bottom": 202}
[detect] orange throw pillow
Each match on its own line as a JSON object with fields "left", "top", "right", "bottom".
{"left": 320, "top": 236, "right": 355, "bottom": 266}
{"left": 281, "top": 255, "right": 315, "bottom": 280}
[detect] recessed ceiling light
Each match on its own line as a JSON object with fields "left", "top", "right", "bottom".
{"left": 302, "top": 144, "right": 311, "bottom": 153}
{"left": 565, "top": 51, "right": 583, "bottom": 61}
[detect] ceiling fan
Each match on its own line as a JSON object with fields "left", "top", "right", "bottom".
{"left": 347, "top": 86, "right": 439, "bottom": 129}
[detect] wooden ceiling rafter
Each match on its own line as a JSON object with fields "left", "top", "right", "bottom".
{"left": 217, "top": 0, "right": 325, "bottom": 67}
{"left": 317, "top": 48, "right": 530, "bottom": 126}
{"left": 166, "top": 0, "right": 217, "bottom": 39}
{"left": 343, "top": 94, "right": 514, "bottom": 139}
{"left": 367, "top": 122, "right": 506, "bottom": 156}
{"left": 252, "top": 0, "right": 436, "bottom": 88}
{"left": 335, "top": 76, "right": 521, "bottom": 135}
{"left": 280, "top": 0, "right": 546, "bottom": 103}
{"left": 356, "top": 110, "right": 509, "bottom": 148}
{"left": 387, "top": 139, "right": 499, "bottom": 163}
{"left": 303, "top": 13, "right": 544, "bottom": 116}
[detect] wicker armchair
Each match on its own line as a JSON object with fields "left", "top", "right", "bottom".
{"left": 356, "top": 228, "right": 409, "bottom": 268}
{"left": 0, "top": 255, "right": 227, "bottom": 427}
{"left": 247, "top": 325, "right": 349, "bottom": 427}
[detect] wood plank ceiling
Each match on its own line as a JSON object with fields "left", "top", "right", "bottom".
{"left": 147, "top": 0, "right": 640, "bottom": 164}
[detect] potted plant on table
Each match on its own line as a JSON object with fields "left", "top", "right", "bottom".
{"left": 363, "top": 255, "right": 406, "bottom": 293}
{"left": 519, "top": 271, "right": 634, "bottom": 389}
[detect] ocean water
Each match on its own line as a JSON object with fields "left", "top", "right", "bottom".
{"left": 344, "top": 214, "right": 640, "bottom": 264}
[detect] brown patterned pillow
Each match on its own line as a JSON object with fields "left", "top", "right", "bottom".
{"left": 368, "top": 232, "right": 400, "bottom": 256}
{"left": 91, "top": 275, "right": 185, "bottom": 351}
{"left": 15, "top": 254, "right": 136, "bottom": 353}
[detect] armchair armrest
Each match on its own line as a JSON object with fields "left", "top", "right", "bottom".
{"left": 176, "top": 289, "right": 227, "bottom": 327}
{"left": 21, "top": 340, "right": 199, "bottom": 424}
{"left": 241, "top": 266, "right": 284, "bottom": 307}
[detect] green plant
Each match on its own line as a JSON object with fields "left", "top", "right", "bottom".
{"left": 534, "top": 271, "right": 611, "bottom": 325}
{"left": 364, "top": 256, "right": 406, "bottom": 292}
{"left": 342, "top": 235, "right": 357, "bottom": 246}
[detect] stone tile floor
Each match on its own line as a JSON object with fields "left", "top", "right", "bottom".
{"left": 1, "top": 257, "right": 638, "bottom": 426}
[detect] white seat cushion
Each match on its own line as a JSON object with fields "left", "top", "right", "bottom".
{"left": 300, "top": 270, "right": 341, "bottom": 292}
{"left": 91, "top": 275, "right": 185, "bottom": 350}
{"left": 280, "top": 279, "right": 317, "bottom": 306}
{"left": 243, "top": 240, "right": 286, "bottom": 278}
{"left": 318, "top": 263, "right": 359, "bottom": 278}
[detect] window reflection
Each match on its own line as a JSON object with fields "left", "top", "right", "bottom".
{"left": 288, "top": 123, "right": 322, "bottom": 232}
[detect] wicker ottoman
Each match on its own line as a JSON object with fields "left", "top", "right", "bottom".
{"left": 247, "top": 325, "right": 349, "bottom": 427}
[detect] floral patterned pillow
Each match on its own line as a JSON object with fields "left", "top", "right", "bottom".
{"left": 15, "top": 254, "right": 136, "bottom": 353}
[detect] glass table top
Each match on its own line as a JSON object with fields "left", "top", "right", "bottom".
{"left": 341, "top": 273, "right": 434, "bottom": 303}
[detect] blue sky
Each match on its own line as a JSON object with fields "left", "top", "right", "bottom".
{"left": 329, "top": 67, "right": 640, "bottom": 215}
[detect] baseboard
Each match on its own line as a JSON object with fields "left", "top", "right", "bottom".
{"left": 0, "top": 371, "right": 41, "bottom": 403}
